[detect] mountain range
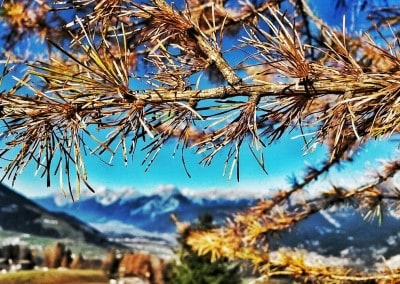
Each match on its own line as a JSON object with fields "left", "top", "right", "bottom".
{"left": 33, "top": 185, "right": 261, "bottom": 235}
{"left": 32, "top": 185, "right": 400, "bottom": 270}
{"left": 3, "top": 183, "right": 400, "bottom": 270}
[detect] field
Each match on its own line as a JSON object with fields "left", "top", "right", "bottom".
{"left": 0, "top": 269, "right": 109, "bottom": 284}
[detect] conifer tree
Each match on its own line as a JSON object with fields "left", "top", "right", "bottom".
{"left": 166, "top": 214, "right": 242, "bottom": 284}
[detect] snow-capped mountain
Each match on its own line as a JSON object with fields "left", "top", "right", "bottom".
{"left": 33, "top": 185, "right": 400, "bottom": 269}
{"left": 34, "top": 185, "right": 261, "bottom": 234}
{"left": 268, "top": 207, "right": 400, "bottom": 269}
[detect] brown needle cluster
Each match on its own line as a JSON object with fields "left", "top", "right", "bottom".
{"left": 1, "top": 0, "right": 400, "bottom": 281}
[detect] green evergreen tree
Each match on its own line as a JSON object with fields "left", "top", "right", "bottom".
{"left": 166, "top": 214, "right": 242, "bottom": 284}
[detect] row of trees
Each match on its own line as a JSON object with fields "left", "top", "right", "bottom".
{"left": 1, "top": 0, "right": 400, "bottom": 282}
{"left": 0, "top": 242, "right": 93, "bottom": 271}
{"left": 0, "top": 244, "right": 35, "bottom": 270}
{"left": 43, "top": 242, "right": 86, "bottom": 269}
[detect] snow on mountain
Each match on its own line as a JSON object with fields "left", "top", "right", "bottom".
{"left": 31, "top": 184, "right": 400, "bottom": 270}
{"left": 154, "top": 184, "right": 181, "bottom": 199}
{"left": 94, "top": 187, "right": 141, "bottom": 206}
{"left": 53, "top": 186, "right": 139, "bottom": 206}
{"left": 34, "top": 185, "right": 259, "bottom": 234}
{"left": 135, "top": 184, "right": 185, "bottom": 215}
{"left": 181, "top": 187, "right": 267, "bottom": 203}
{"left": 320, "top": 210, "right": 341, "bottom": 229}
{"left": 89, "top": 220, "right": 177, "bottom": 244}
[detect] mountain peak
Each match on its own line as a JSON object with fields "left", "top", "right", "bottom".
{"left": 52, "top": 186, "right": 139, "bottom": 206}
{"left": 154, "top": 185, "right": 181, "bottom": 199}
{"left": 95, "top": 187, "right": 139, "bottom": 206}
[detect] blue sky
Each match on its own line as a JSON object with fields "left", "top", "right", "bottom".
{"left": 1, "top": 0, "right": 399, "bottom": 198}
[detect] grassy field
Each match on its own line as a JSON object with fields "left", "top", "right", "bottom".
{"left": 0, "top": 269, "right": 109, "bottom": 284}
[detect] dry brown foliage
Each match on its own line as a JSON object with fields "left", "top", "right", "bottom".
{"left": 118, "top": 252, "right": 165, "bottom": 283}
{"left": 43, "top": 242, "right": 69, "bottom": 268}
{"left": 1, "top": 0, "right": 400, "bottom": 282}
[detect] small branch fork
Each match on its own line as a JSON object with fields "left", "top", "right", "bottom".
{"left": 1, "top": 0, "right": 399, "bottom": 195}
{"left": 2, "top": 0, "right": 400, "bottom": 281}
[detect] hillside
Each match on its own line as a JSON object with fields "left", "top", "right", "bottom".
{"left": 0, "top": 183, "right": 114, "bottom": 248}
